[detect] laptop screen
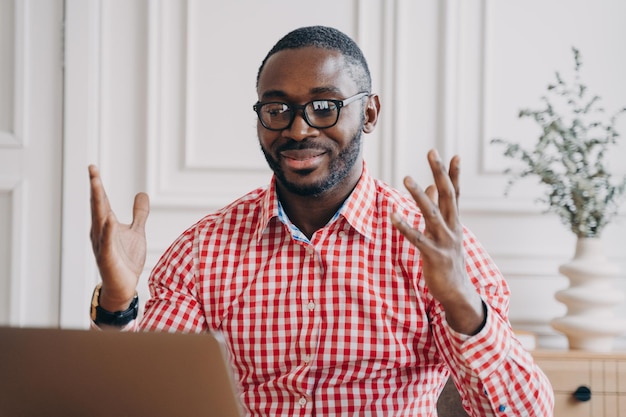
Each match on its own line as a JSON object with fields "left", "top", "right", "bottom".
{"left": 0, "top": 326, "right": 243, "bottom": 417}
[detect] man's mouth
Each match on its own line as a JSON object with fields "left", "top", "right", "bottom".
{"left": 279, "top": 149, "right": 327, "bottom": 170}
{"left": 280, "top": 149, "right": 326, "bottom": 160}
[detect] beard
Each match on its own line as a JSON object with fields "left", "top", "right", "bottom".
{"left": 260, "top": 128, "right": 363, "bottom": 197}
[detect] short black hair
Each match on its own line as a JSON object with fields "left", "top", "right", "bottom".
{"left": 256, "top": 25, "right": 372, "bottom": 93}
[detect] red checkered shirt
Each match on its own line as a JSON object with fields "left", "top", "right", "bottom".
{"left": 136, "top": 165, "right": 553, "bottom": 416}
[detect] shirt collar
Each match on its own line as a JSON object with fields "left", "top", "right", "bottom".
{"left": 252, "top": 178, "right": 281, "bottom": 243}
{"left": 337, "top": 162, "right": 376, "bottom": 241}
{"left": 253, "top": 162, "right": 377, "bottom": 242}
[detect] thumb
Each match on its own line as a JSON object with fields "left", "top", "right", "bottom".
{"left": 131, "top": 192, "right": 150, "bottom": 231}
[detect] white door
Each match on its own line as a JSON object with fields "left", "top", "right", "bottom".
{"left": 0, "top": 0, "right": 64, "bottom": 326}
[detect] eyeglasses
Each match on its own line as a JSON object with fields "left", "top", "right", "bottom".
{"left": 253, "top": 92, "right": 370, "bottom": 131}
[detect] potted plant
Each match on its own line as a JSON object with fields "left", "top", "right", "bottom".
{"left": 491, "top": 47, "right": 626, "bottom": 352}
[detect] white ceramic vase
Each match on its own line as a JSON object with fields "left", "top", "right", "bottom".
{"left": 551, "top": 237, "right": 626, "bottom": 352}
{"left": 551, "top": 238, "right": 626, "bottom": 352}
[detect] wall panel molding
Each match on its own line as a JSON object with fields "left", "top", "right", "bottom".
{"left": 60, "top": 0, "right": 103, "bottom": 329}
{"left": 456, "top": 0, "right": 626, "bottom": 212}
{"left": 0, "top": 178, "right": 24, "bottom": 325}
{"left": 145, "top": 0, "right": 383, "bottom": 208}
{"left": 0, "top": 0, "right": 24, "bottom": 148}
{"left": 146, "top": 0, "right": 277, "bottom": 208}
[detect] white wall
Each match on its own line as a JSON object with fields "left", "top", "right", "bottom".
{"left": 0, "top": 0, "right": 64, "bottom": 327}
{"left": 5, "top": 0, "right": 626, "bottom": 349}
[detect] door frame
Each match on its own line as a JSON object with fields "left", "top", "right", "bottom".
{"left": 60, "top": 0, "right": 101, "bottom": 328}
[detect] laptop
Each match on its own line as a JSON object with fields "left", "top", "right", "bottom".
{"left": 0, "top": 326, "right": 244, "bottom": 417}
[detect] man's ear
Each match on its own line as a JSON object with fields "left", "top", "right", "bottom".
{"left": 362, "top": 94, "right": 381, "bottom": 134}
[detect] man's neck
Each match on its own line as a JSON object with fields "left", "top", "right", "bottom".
{"left": 277, "top": 190, "right": 347, "bottom": 239}
{"left": 276, "top": 175, "right": 362, "bottom": 239}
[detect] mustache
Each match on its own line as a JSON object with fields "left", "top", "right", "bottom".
{"left": 276, "top": 141, "right": 331, "bottom": 153}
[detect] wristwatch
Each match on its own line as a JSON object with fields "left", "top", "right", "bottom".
{"left": 90, "top": 283, "right": 139, "bottom": 326}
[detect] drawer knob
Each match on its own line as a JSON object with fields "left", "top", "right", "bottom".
{"left": 573, "top": 385, "right": 591, "bottom": 402}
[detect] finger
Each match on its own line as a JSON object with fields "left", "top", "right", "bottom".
{"left": 449, "top": 155, "right": 460, "bottom": 207}
{"left": 425, "top": 185, "right": 438, "bottom": 203}
{"left": 390, "top": 212, "right": 436, "bottom": 251}
{"left": 402, "top": 176, "right": 443, "bottom": 232}
{"left": 89, "top": 165, "right": 113, "bottom": 239}
{"left": 427, "top": 149, "right": 458, "bottom": 223}
{"left": 131, "top": 192, "right": 150, "bottom": 232}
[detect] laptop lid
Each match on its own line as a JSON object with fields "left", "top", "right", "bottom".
{"left": 0, "top": 326, "right": 244, "bottom": 417}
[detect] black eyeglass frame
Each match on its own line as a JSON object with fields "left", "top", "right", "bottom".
{"left": 253, "top": 92, "right": 370, "bottom": 131}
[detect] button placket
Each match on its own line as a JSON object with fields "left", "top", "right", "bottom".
{"left": 297, "top": 244, "right": 321, "bottom": 397}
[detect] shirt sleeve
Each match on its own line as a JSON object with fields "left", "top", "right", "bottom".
{"left": 136, "top": 227, "right": 208, "bottom": 334}
{"left": 429, "top": 228, "right": 554, "bottom": 416}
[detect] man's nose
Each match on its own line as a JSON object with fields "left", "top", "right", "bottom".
{"left": 284, "top": 110, "right": 317, "bottom": 141}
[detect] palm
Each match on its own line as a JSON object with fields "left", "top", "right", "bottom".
{"left": 95, "top": 213, "right": 147, "bottom": 294}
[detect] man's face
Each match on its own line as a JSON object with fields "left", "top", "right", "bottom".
{"left": 256, "top": 47, "right": 367, "bottom": 197}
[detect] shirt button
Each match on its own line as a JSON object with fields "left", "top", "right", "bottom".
{"left": 307, "top": 301, "right": 315, "bottom": 311}
{"left": 337, "top": 230, "right": 346, "bottom": 238}
{"left": 298, "top": 397, "right": 307, "bottom": 407}
{"left": 498, "top": 404, "right": 506, "bottom": 412}
{"left": 302, "top": 354, "right": 311, "bottom": 363}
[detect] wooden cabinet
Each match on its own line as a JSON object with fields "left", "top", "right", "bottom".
{"left": 532, "top": 350, "right": 626, "bottom": 417}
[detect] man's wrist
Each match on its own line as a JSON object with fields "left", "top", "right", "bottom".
{"left": 98, "top": 285, "right": 137, "bottom": 312}
{"left": 468, "top": 300, "right": 488, "bottom": 336}
{"left": 90, "top": 283, "right": 139, "bottom": 326}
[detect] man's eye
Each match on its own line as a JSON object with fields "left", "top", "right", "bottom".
{"left": 265, "top": 104, "right": 289, "bottom": 117}
{"left": 312, "top": 100, "right": 331, "bottom": 111}
{"left": 311, "top": 101, "right": 336, "bottom": 116}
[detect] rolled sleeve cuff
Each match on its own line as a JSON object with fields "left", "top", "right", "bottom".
{"left": 445, "top": 301, "right": 512, "bottom": 380}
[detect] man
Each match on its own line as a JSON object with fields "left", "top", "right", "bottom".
{"left": 89, "top": 25, "right": 553, "bottom": 416}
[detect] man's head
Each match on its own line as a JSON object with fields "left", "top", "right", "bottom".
{"left": 255, "top": 26, "right": 380, "bottom": 199}
{"left": 257, "top": 25, "right": 372, "bottom": 94}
